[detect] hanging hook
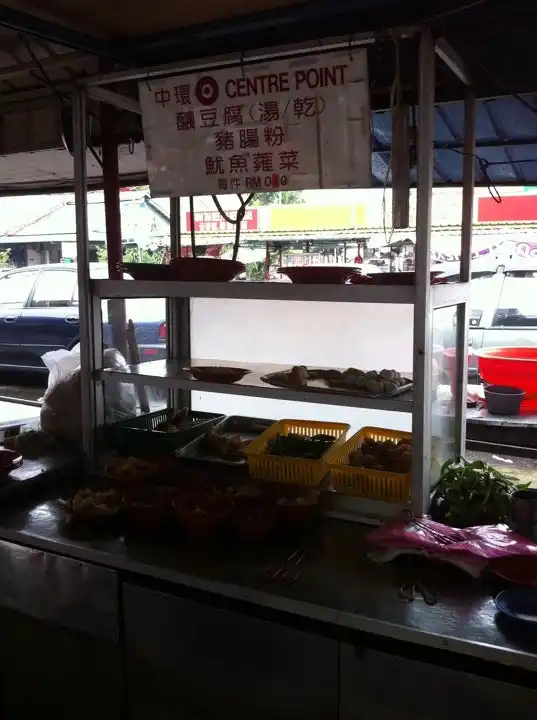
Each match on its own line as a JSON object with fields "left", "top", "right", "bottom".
{"left": 348, "top": 34, "right": 354, "bottom": 62}
{"left": 128, "top": 138, "right": 135, "bottom": 155}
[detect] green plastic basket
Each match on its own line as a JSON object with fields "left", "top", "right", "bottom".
{"left": 108, "top": 409, "right": 225, "bottom": 455}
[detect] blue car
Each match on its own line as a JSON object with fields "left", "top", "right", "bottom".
{"left": 0, "top": 263, "right": 166, "bottom": 371}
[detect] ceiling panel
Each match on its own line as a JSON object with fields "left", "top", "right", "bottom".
{"left": 1, "top": 0, "right": 311, "bottom": 37}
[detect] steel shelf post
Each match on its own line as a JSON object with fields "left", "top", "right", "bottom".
{"left": 412, "top": 28, "right": 436, "bottom": 516}
{"left": 454, "top": 88, "right": 476, "bottom": 456}
{"left": 73, "top": 89, "right": 97, "bottom": 461}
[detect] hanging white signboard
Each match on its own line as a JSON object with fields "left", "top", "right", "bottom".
{"left": 139, "top": 49, "right": 371, "bottom": 197}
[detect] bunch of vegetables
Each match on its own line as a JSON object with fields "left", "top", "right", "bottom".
{"left": 267, "top": 432, "right": 335, "bottom": 460}
{"left": 429, "top": 457, "right": 530, "bottom": 528}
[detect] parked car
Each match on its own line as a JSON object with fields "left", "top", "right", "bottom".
{"left": 0, "top": 264, "right": 166, "bottom": 371}
{"left": 434, "top": 262, "right": 537, "bottom": 380}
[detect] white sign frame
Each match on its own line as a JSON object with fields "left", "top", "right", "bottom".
{"left": 139, "top": 49, "right": 371, "bottom": 197}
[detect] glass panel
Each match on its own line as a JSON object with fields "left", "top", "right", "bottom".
{"left": 492, "top": 275, "right": 537, "bottom": 327}
{"left": 0, "top": 270, "right": 39, "bottom": 307}
{"left": 431, "top": 303, "right": 460, "bottom": 484}
{"left": 99, "top": 296, "right": 168, "bottom": 428}
{"left": 30, "top": 270, "right": 77, "bottom": 308}
{"left": 190, "top": 297, "right": 414, "bottom": 435}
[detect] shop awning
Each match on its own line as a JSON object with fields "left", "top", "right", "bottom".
{"left": 0, "top": 0, "right": 537, "bottom": 190}
{"left": 372, "top": 95, "right": 537, "bottom": 187}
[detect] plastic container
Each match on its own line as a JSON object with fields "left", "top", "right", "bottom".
{"left": 325, "top": 426, "right": 412, "bottom": 502}
{"left": 122, "top": 263, "right": 171, "bottom": 281}
{"left": 442, "top": 347, "right": 476, "bottom": 396}
{"left": 122, "top": 259, "right": 245, "bottom": 282}
{"left": 169, "top": 258, "right": 245, "bottom": 282}
{"left": 109, "top": 409, "right": 224, "bottom": 455}
{"left": 245, "top": 419, "right": 350, "bottom": 487}
{"left": 179, "top": 415, "right": 273, "bottom": 466}
{"left": 476, "top": 347, "right": 537, "bottom": 413}
{"left": 484, "top": 385, "right": 525, "bottom": 416}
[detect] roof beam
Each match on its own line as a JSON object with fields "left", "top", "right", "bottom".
{"left": 86, "top": 87, "right": 141, "bottom": 116}
{"left": 0, "top": 5, "right": 135, "bottom": 65}
{"left": 434, "top": 37, "right": 470, "bottom": 86}
{"left": 0, "top": 49, "right": 89, "bottom": 82}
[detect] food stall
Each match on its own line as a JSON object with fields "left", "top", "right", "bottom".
{"left": 0, "top": 3, "right": 536, "bottom": 718}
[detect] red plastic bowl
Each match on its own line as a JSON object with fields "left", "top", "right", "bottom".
{"left": 476, "top": 347, "right": 537, "bottom": 413}
{"left": 232, "top": 503, "right": 277, "bottom": 541}
{"left": 174, "top": 495, "right": 232, "bottom": 539}
{"left": 0, "top": 448, "right": 22, "bottom": 473}
{"left": 442, "top": 347, "right": 477, "bottom": 396}
{"left": 122, "top": 263, "right": 171, "bottom": 281}
{"left": 278, "top": 266, "right": 357, "bottom": 284}
{"left": 169, "top": 258, "right": 245, "bottom": 282}
{"left": 489, "top": 556, "right": 537, "bottom": 586}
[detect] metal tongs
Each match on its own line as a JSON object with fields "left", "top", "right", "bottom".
{"left": 265, "top": 546, "right": 310, "bottom": 585}
{"left": 399, "top": 577, "right": 438, "bottom": 605}
{"left": 402, "top": 510, "right": 465, "bottom": 546}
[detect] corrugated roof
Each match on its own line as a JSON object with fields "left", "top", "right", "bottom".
{"left": 4, "top": 197, "right": 169, "bottom": 243}
{"left": 372, "top": 94, "right": 537, "bottom": 187}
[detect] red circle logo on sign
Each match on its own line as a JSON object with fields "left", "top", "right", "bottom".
{"left": 195, "top": 76, "right": 219, "bottom": 106}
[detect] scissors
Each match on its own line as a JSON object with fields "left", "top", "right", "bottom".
{"left": 399, "top": 578, "right": 438, "bottom": 605}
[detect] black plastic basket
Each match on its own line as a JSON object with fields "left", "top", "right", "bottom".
{"left": 108, "top": 409, "right": 225, "bottom": 455}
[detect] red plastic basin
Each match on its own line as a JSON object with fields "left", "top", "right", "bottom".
{"left": 442, "top": 347, "right": 476, "bottom": 396}
{"left": 475, "top": 347, "right": 537, "bottom": 413}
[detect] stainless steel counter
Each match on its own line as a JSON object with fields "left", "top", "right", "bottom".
{"left": 0, "top": 493, "right": 534, "bottom": 672}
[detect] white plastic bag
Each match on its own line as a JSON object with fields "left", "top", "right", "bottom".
{"left": 40, "top": 345, "right": 137, "bottom": 444}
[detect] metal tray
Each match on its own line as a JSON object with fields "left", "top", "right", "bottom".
{"left": 178, "top": 415, "right": 275, "bottom": 466}
{"left": 261, "top": 369, "right": 413, "bottom": 399}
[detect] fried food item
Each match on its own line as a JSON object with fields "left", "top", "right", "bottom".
{"left": 70, "top": 489, "right": 121, "bottom": 517}
{"left": 156, "top": 407, "right": 189, "bottom": 433}
{"left": 289, "top": 365, "right": 309, "bottom": 387}
{"left": 199, "top": 427, "right": 247, "bottom": 461}
{"left": 330, "top": 368, "right": 407, "bottom": 394}
{"left": 348, "top": 435, "right": 412, "bottom": 473}
{"left": 112, "top": 456, "right": 159, "bottom": 488}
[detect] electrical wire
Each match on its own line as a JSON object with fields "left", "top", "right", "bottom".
{"left": 212, "top": 193, "right": 255, "bottom": 261}
{"left": 381, "top": 38, "right": 401, "bottom": 249}
{"left": 18, "top": 33, "right": 106, "bottom": 169}
{"left": 420, "top": 0, "right": 492, "bottom": 24}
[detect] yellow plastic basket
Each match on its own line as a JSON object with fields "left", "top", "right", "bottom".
{"left": 325, "top": 426, "right": 412, "bottom": 502}
{"left": 245, "top": 419, "right": 350, "bottom": 487}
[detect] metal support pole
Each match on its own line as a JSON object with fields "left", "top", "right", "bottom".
{"left": 168, "top": 197, "right": 191, "bottom": 410}
{"left": 412, "top": 29, "right": 435, "bottom": 516}
{"left": 460, "top": 89, "right": 476, "bottom": 286}
{"left": 454, "top": 88, "right": 476, "bottom": 457}
{"left": 101, "top": 99, "right": 128, "bottom": 361}
{"left": 73, "top": 90, "right": 96, "bottom": 461}
{"left": 392, "top": 101, "right": 410, "bottom": 229}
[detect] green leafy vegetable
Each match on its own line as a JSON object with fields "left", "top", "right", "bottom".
{"left": 429, "top": 457, "right": 530, "bottom": 528}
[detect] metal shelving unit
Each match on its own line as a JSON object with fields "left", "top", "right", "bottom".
{"left": 91, "top": 279, "right": 469, "bottom": 307}
{"left": 73, "top": 27, "right": 475, "bottom": 518}
{"left": 98, "top": 360, "right": 416, "bottom": 412}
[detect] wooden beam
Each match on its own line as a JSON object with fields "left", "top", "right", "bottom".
{"left": 0, "top": 49, "right": 90, "bottom": 82}
{"left": 0, "top": 0, "right": 108, "bottom": 39}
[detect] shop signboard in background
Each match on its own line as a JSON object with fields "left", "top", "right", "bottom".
{"left": 186, "top": 209, "right": 258, "bottom": 233}
{"left": 478, "top": 194, "right": 537, "bottom": 222}
{"left": 139, "top": 50, "right": 371, "bottom": 196}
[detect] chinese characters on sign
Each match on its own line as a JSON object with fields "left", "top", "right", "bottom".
{"left": 185, "top": 209, "right": 259, "bottom": 233}
{"left": 139, "top": 49, "right": 371, "bottom": 196}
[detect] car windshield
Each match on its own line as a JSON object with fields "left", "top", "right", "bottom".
{"left": 493, "top": 275, "right": 537, "bottom": 327}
